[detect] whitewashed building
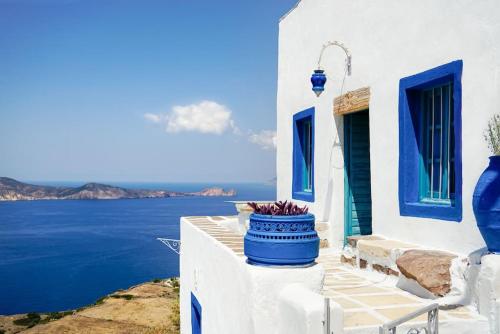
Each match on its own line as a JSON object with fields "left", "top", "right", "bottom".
{"left": 180, "top": 1, "right": 500, "bottom": 333}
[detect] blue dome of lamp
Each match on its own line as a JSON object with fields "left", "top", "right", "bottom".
{"left": 311, "top": 69, "right": 327, "bottom": 97}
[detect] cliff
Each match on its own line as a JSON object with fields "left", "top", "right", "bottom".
{"left": 0, "top": 278, "right": 180, "bottom": 334}
{"left": 189, "top": 187, "right": 236, "bottom": 197}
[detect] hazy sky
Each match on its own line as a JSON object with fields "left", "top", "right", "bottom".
{"left": 0, "top": 0, "right": 297, "bottom": 183}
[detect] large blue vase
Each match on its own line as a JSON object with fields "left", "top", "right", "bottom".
{"left": 473, "top": 156, "right": 500, "bottom": 253}
{"left": 244, "top": 213, "right": 320, "bottom": 266}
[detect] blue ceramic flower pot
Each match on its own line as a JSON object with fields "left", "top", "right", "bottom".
{"left": 473, "top": 156, "right": 500, "bottom": 253}
{"left": 244, "top": 213, "right": 320, "bottom": 266}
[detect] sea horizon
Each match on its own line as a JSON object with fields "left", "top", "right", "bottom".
{"left": 18, "top": 179, "right": 275, "bottom": 186}
{"left": 0, "top": 182, "right": 276, "bottom": 315}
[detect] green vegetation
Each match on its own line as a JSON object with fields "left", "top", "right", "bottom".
{"left": 153, "top": 278, "right": 162, "bottom": 283}
{"left": 169, "top": 277, "right": 179, "bottom": 288}
{"left": 12, "top": 310, "right": 74, "bottom": 329}
{"left": 0, "top": 329, "right": 6, "bottom": 334}
{"left": 168, "top": 277, "right": 180, "bottom": 294}
{"left": 13, "top": 312, "right": 41, "bottom": 328}
{"left": 111, "top": 294, "right": 134, "bottom": 300}
{"left": 485, "top": 114, "right": 500, "bottom": 155}
{"left": 94, "top": 296, "right": 107, "bottom": 306}
{"left": 41, "top": 311, "right": 73, "bottom": 323}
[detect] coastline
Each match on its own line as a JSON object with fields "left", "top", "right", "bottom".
{"left": 0, "top": 177, "right": 236, "bottom": 202}
{"left": 0, "top": 278, "right": 180, "bottom": 334}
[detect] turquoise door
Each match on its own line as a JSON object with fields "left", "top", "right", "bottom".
{"left": 344, "top": 110, "right": 372, "bottom": 241}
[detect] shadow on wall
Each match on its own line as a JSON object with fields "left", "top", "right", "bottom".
{"left": 321, "top": 114, "right": 345, "bottom": 222}
{"left": 460, "top": 247, "right": 489, "bottom": 306}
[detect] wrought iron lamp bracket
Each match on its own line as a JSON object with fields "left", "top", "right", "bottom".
{"left": 316, "top": 41, "right": 352, "bottom": 75}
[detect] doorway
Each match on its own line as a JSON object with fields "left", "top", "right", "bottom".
{"left": 344, "top": 110, "right": 372, "bottom": 241}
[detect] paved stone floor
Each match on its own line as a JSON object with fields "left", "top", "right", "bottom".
{"left": 317, "top": 253, "right": 483, "bottom": 332}
{"left": 184, "top": 216, "right": 244, "bottom": 256}
{"left": 184, "top": 216, "right": 487, "bottom": 333}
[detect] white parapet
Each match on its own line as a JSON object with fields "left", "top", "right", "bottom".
{"left": 279, "top": 284, "right": 344, "bottom": 334}
{"left": 477, "top": 254, "right": 500, "bottom": 334}
{"left": 180, "top": 216, "right": 327, "bottom": 334}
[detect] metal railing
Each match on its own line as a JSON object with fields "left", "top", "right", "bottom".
{"left": 324, "top": 298, "right": 331, "bottom": 334}
{"left": 379, "top": 303, "right": 439, "bottom": 334}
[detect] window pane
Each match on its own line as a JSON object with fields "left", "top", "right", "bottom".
{"left": 420, "top": 83, "right": 454, "bottom": 202}
{"left": 293, "top": 109, "right": 315, "bottom": 201}
{"left": 302, "top": 119, "right": 312, "bottom": 192}
{"left": 441, "top": 85, "right": 450, "bottom": 198}
{"left": 449, "top": 90, "right": 455, "bottom": 198}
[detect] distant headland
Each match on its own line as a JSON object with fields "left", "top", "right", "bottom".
{"left": 0, "top": 177, "right": 236, "bottom": 201}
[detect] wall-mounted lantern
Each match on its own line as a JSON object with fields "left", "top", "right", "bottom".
{"left": 310, "top": 41, "right": 352, "bottom": 97}
{"left": 311, "top": 70, "right": 327, "bottom": 97}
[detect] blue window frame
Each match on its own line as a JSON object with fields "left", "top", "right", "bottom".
{"left": 399, "top": 60, "right": 462, "bottom": 222}
{"left": 292, "top": 108, "right": 315, "bottom": 202}
{"left": 191, "top": 293, "right": 202, "bottom": 334}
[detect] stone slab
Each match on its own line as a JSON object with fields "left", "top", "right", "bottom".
{"left": 396, "top": 250, "right": 456, "bottom": 297}
{"left": 346, "top": 235, "right": 385, "bottom": 248}
{"left": 357, "top": 239, "right": 418, "bottom": 259}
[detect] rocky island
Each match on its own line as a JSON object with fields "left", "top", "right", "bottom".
{"left": 0, "top": 177, "right": 236, "bottom": 201}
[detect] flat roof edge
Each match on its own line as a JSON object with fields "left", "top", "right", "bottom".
{"left": 279, "top": 0, "right": 302, "bottom": 22}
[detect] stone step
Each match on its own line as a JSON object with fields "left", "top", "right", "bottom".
{"left": 341, "top": 235, "right": 464, "bottom": 300}
{"left": 342, "top": 235, "right": 418, "bottom": 276}
{"left": 315, "top": 221, "right": 330, "bottom": 249}
{"left": 346, "top": 234, "right": 384, "bottom": 248}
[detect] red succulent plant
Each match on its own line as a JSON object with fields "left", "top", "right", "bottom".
{"left": 247, "top": 201, "right": 309, "bottom": 216}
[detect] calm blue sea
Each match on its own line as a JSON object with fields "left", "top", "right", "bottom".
{"left": 0, "top": 182, "right": 275, "bottom": 315}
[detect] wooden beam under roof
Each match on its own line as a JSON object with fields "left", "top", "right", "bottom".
{"left": 333, "top": 87, "right": 370, "bottom": 116}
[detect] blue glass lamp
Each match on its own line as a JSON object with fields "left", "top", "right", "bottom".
{"left": 311, "top": 69, "right": 327, "bottom": 97}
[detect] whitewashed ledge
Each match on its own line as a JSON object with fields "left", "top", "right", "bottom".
{"left": 179, "top": 215, "right": 326, "bottom": 334}
{"left": 179, "top": 216, "right": 491, "bottom": 334}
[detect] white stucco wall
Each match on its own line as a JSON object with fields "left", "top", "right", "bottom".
{"left": 277, "top": 0, "right": 500, "bottom": 255}
{"left": 179, "top": 218, "right": 325, "bottom": 334}
{"left": 477, "top": 255, "right": 500, "bottom": 334}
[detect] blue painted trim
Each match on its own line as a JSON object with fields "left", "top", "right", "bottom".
{"left": 398, "top": 60, "right": 463, "bottom": 222}
{"left": 292, "top": 107, "right": 315, "bottom": 202}
{"left": 191, "top": 292, "right": 202, "bottom": 334}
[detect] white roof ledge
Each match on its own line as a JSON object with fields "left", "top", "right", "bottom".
{"left": 279, "top": 0, "right": 302, "bottom": 22}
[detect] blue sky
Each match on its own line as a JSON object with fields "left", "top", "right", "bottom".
{"left": 0, "top": 0, "right": 297, "bottom": 183}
